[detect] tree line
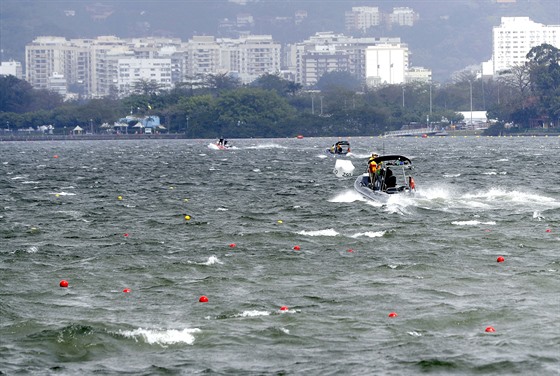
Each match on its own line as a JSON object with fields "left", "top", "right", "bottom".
{"left": 1, "top": 44, "right": 558, "bottom": 138}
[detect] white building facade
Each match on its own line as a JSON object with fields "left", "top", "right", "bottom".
{"left": 365, "top": 43, "right": 409, "bottom": 86}
{"left": 492, "top": 17, "right": 560, "bottom": 75}
{"left": 0, "top": 60, "right": 24, "bottom": 79}
{"left": 116, "top": 58, "right": 172, "bottom": 95}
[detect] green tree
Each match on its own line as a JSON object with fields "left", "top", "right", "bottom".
{"left": 203, "top": 73, "right": 241, "bottom": 96}
{"left": 526, "top": 43, "right": 560, "bottom": 123}
{"left": 251, "top": 73, "right": 302, "bottom": 97}
{"left": 316, "top": 71, "right": 362, "bottom": 92}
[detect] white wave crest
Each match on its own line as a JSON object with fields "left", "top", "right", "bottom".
{"left": 245, "top": 143, "right": 287, "bottom": 149}
{"left": 297, "top": 228, "right": 339, "bottom": 236}
{"left": 119, "top": 328, "right": 200, "bottom": 346}
{"left": 463, "top": 187, "right": 559, "bottom": 205}
{"left": 235, "top": 310, "right": 271, "bottom": 318}
{"left": 203, "top": 255, "right": 222, "bottom": 265}
{"left": 329, "top": 189, "right": 366, "bottom": 203}
{"left": 51, "top": 192, "right": 76, "bottom": 196}
{"left": 351, "top": 231, "right": 385, "bottom": 238}
{"left": 451, "top": 220, "right": 496, "bottom": 226}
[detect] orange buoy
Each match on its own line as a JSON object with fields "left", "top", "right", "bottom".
{"left": 123, "top": 288, "right": 131, "bottom": 293}
{"left": 293, "top": 245, "right": 300, "bottom": 251}
{"left": 497, "top": 256, "right": 505, "bottom": 263}
{"left": 388, "top": 312, "right": 398, "bottom": 318}
{"left": 199, "top": 295, "right": 209, "bottom": 303}
{"left": 59, "top": 280, "right": 69, "bottom": 288}
{"left": 280, "top": 306, "right": 288, "bottom": 311}
{"left": 485, "top": 326, "right": 496, "bottom": 333}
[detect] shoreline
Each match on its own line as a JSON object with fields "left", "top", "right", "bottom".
{"left": 0, "top": 134, "right": 189, "bottom": 142}
{"left": 0, "top": 131, "right": 558, "bottom": 142}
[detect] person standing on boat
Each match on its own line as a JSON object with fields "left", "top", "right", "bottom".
{"left": 368, "top": 153, "right": 380, "bottom": 189}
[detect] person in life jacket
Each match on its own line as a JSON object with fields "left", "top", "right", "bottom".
{"left": 368, "top": 153, "right": 379, "bottom": 188}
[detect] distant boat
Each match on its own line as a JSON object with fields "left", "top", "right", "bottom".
{"left": 210, "top": 138, "right": 231, "bottom": 150}
{"left": 326, "top": 140, "right": 351, "bottom": 156}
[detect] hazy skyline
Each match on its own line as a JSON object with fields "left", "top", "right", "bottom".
{"left": 1, "top": 0, "right": 559, "bottom": 81}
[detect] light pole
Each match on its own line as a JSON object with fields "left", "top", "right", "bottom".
{"left": 311, "top": 96, "right": 315, "bottom": 115}
{"left": 429, "top": 83, "right": 432, "bottom": 128}
{"left": 469, "top": 81, "right": 473, "bottom": 127}
{"left": 186, "top": 116, "right": 189, "bottom": 135}
{"left": 320, "top": 96, "right": 323, "bottom": 116}
{"left": 402, "top": 86, "right": 405, "bottom": 108}
{"left": 89, "top": 119, "right": 93, "bottom": 134}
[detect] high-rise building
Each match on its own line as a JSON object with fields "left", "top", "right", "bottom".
{"left": 288, "top": 32, "right": 408, "bottom": 87}
{"left": 388, "top": 7, "right": 418, "bottom": 27}
{"left": 26, "top": 34, "right": 281, "bottom": 96}
{"left": 365, "top": 43, "right": 409, "bottom": 86}
{"left": 492, "top": 17, "right": 560, "bottom": 75}
{"left": 345, "top": 7, "right": 381, "bottom": 32}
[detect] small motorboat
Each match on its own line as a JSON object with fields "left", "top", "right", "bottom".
{"left": 354, "top": 155, "right": 416, "bottom": 201}
{"left": 213, "top": 138, "right": 231, "bottom": 150}
{"left": 326, "top": 141, "right": 351, "bottom": 156}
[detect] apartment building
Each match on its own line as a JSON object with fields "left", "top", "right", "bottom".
{"left": 492, "top": 17, "right": 560, "bottom": 75}
{"left": 365, "top": 43, "right": 409, "bottom": 86}
{"left": 25, "top": 34, "right": 281, "bottom": 96}
{"left": 288, "top": 32, "right": 406, "bottom": 87}
{"left": 345, "top": 7, "right": 381, "bottom": 32}
{"left": 219, "top": 35, "right": 281, "bottom": 84}
{"left": 184, "top": 36, "right": 222, "bottom": 79}
{"left": 388, "top": 7, "right": 418, "bottom": 27}
{"left": 116, "top": 58, "right": 172, "bottom": 96}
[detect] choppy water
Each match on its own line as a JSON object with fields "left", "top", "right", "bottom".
{"left": 1, "top": 136, "right": 559, "bottom": 375}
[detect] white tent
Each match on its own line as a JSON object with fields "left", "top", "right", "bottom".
{"left": 72, "top": 125, "right": 83, "bottom": 134}
{"left": 132, "top": 122, "right": 144, "bottom": 128}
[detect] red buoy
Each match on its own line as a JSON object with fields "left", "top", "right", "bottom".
{"left": 280, "top": 306, "right": 288, "bottom": 311}
{"left": 485, "top": 326, "right": 496, "bottom": 333}
{"left": 124, "top": 233, "right": 129, "bottom": 237}
{"left": 123, "top": 288, "right": 131, "bottom": 293}
{"left": 347, "top": 249, "right": 353, "bottom": 253}
{"left": 293, "top": 245, "right": 301, "bottom": 251}
{"left": 229, "top": 243, "right": 236, "bottom": 248}
{"left": 59, "top": 280, "right": 69, "bottom": 288}
{"left": 497, "top": 256, "right": 505, "bottom": 263}
{"left": 388, "top": 312, "right": 398, "bottom": 318}
{"left": 545, "top": 229, "right": 551, "bottom": 233}
{"left": 199, "top": 295, "right": 209, "bottom": 303}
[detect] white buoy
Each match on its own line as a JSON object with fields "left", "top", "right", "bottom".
{"left": 333, "top": 159, "right": 355, "bottom": 178}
